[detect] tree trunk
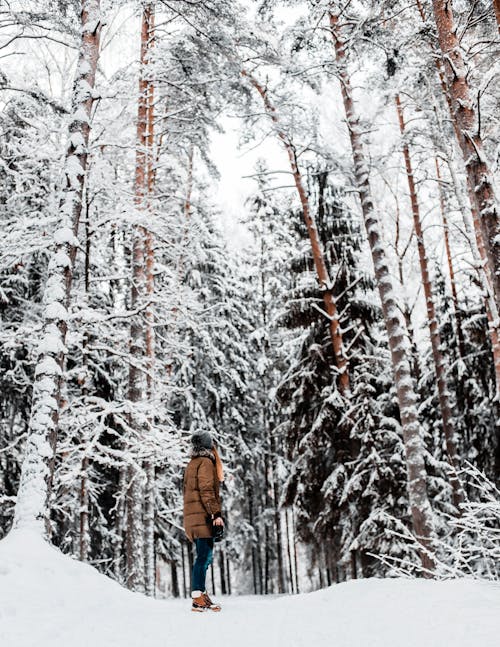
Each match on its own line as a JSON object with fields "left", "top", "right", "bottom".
{"left": 243, "top": 70, "right": 350, "bottom": 394}
{"left": 79, "top": 455, "right": 90, "bottom": 561}
{"left": 285, "top": 508, "right": 294, "bottom": 593}
{"left": 181, "top": 542, "right": 187, "bottom": 598}
{"left": 226, "top": 555, "right": 232, "bottom": 595}
{"left": 210, "top": 561, "right": 216, "bottom": 595}
{"left": 430, "top": 0, "right": 500, "bottom": 311}
{"left": 292, "top": 509, "right": 300, "bottom": 593}
{"left": 113, "top": 467, "right": 126, "bottom": 582}
{"left": 269, "top": 435, "right": 285, "bottom": 593}
{"left": 329, "top": 10, "right": 435, "bottom": 573}
{"left": 126, "top": 3, "right": 154, "bottom": 593}
{"left": 395, "top": 95, "right": 464, "bottom": 508}
{"left": 79, "top": 208, "right": 92, "bottom": 561}
{"left": 219, "top": 550, "right": 227, "bottom": 595}
{"left": 170, "top": 560, "right": 179, "bottom": 597}
{"left": 13, "top": 0, "right": 102, "bottom": 535}
{"left": 143, "top": 3, "right": 156, "bottom": 598}
{"left": 143, "top": 461, "right": 155, "bottom": 596}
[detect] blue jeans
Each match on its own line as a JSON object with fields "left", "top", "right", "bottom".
{"left": 192, "top": 538, "right": 214, "bottom": 592}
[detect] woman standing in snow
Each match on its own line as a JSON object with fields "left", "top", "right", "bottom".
{"left": 183, "top": 431, "right": 225, "bottom": 612}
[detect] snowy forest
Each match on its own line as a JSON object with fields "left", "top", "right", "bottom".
{"left": 0, "top": 0, "right": 499, "bottom": 601}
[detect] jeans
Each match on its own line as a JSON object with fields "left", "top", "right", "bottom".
{"left": 192, "top": 538, "right": 214, "bottom": 592}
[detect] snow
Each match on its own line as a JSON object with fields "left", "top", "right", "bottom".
{"left": 0, "top": 530, "right": 499, "bottom": 647}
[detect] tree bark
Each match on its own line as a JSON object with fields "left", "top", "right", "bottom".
{"left": 13, "top": 0, "right": 102, "bottom": 535}
{"left": 329, "top": 10, "right": 435, "bottom": 572}
{"left": 126, "top": 3, "right": 154, "bottom": 593}
{"left": 242, "top": 70, "right": 350, "bottom": 395}
{"left": 395, "top": 95, "right": 464, "bottom": 508}
{"left": 292, "top": 509, "right": 300, "bottom": 593}
{"left": 285, "top": 508, "right": 294, "bottom": 593}
{"left": 79, "top": 208, "right": 92, "bottom": 561}
{"left": 143, "top": 3, "right": 156, "bottom": 599}
{"left": 430, "top": 0, "right": 500, "bottom": 311}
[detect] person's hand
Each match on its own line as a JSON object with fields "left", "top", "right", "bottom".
{"left": 213, "top": 517, "right": 224, "bottom": 527}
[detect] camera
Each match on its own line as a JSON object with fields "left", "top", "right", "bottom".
{"left": 206, "top": 515, "right": 224, "bottom": 542}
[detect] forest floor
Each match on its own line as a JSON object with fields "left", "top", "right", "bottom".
{"left": 0, "top": 530, "right": 499, "bottom": 647}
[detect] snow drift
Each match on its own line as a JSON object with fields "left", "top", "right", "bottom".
{"left": 0, "top": 530, "right": 498, "bottom": 647}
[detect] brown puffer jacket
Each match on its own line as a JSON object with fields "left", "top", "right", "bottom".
{"left": 183, "top": 449, "right": 221, "bottom": 541}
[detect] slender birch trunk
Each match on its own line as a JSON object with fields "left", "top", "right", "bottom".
{"left": 430, "top": 0, "right": 500, "bottom": 310}
{"left": 13, "top": 0, "right": 102, "bottom": 535}
{"left": 242, "top": 70, "right": 350, "bottom": 394}
{"left": 395, "top": 95, "right": 464, "bottom": 508}
{"left": 126, "top": 4, "right": 154, "bottom": 593}
{"left": 329, "top": 10, "right": 435, "bottom": 571}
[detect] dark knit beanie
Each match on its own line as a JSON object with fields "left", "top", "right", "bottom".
{"left": 191, "top": 431, "right": 213, "bottom": 450}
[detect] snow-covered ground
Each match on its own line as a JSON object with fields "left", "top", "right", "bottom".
{"left": 0, "top": 530, "right": 498, "bottom": 647}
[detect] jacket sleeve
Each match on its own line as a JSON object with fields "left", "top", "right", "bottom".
{"left": 197, "top": 459, "right": 221, "bottom": 516}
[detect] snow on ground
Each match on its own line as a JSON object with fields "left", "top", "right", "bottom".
{"left": 0, "top": 530, "right": 499, "bottom": 647}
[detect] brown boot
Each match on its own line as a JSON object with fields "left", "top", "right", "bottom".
{"left": 191, "top": 590, "right": 211, "bottom": 612}
{"left": 203, "top": 592, "right": 221, "bottom": 612}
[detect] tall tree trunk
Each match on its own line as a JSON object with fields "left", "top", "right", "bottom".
{"left": 269, "top": 434, "right": 285, "bottom": 593}
{"left": 395, "top": 95, "right": 464, "bottom": 508}
{"left": 430, "top": 0, "right": 500, "bottom": 310}
{"left": 143, "top": 462, "right": 155, "bottom": 595}
{"left": 79, "top": 205, "right": 92, "bottom": 561}
{"left": 181, "top": 542, "right": 187, "bottom": 598}
{"left": 13, "top": 0, "right": 102, "bottom": 535}
{"left": 329, "top": 9, "right": 435, "bottom": 572}
{"left": 143, "top": 4, "right": 156, "bottom": 598}
{"left": 126, "top": 4, "right": 154, "bottom": 593}
{"left": 243, "top": 70, "right": 350, "bottom": 394}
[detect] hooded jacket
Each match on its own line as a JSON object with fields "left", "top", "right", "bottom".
{"left": 183, "top": 447, "right": 221, "bottom": 541}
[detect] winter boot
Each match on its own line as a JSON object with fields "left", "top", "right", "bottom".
{"left": 191, "top": 590, "right": 222, "bottom": 612}
{"left": 191, "top": 590, "right": 210, "bottom": 612}
{"left": 203, "top": 591, "right": 221, "bottom": 612}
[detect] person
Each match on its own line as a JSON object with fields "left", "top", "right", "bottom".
{"left": 183, "top": 431, "right": 225, "bottom": 612}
